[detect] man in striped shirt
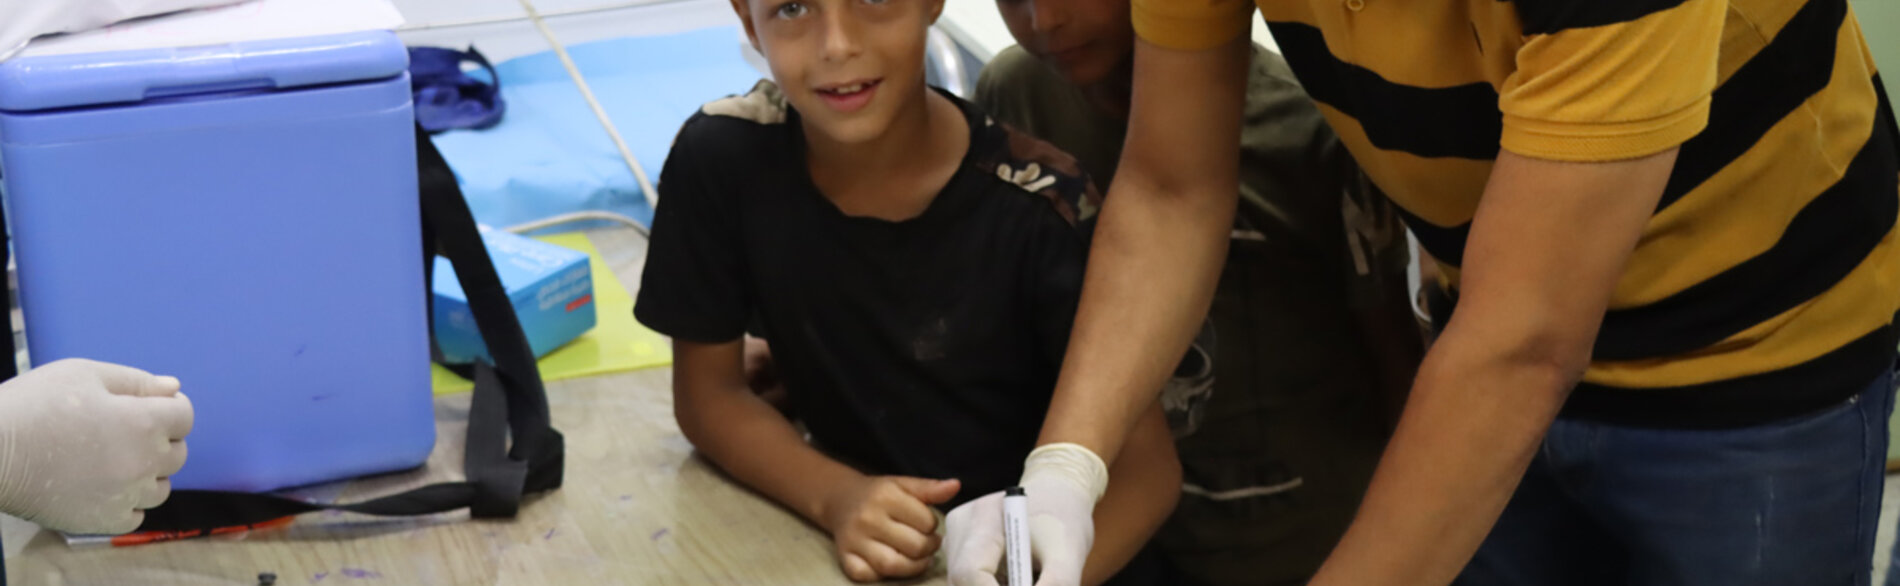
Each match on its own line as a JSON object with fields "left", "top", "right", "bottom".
{"left": 943, "top": 0, "right": 1900, "bottom": 584}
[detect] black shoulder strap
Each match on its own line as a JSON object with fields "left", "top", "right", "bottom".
{"left": 129, "top": 124, "right": 564, "bottom": 531}
{"left": 1, "top": 177, "right": 16, "bottom": 384}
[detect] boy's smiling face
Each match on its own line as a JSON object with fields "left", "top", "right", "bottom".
{"left": 734, "top": 0, "right": 944, "bottom": 145}
{"left": 994, "top": 0, "right": 1134, "bottom": 88}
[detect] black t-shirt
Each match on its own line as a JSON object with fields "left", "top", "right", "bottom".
{"left": 636, "top": 81, "right": 1102, "bottom": 508}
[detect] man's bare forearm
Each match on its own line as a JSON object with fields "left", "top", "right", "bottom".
{"left": 1036, "top": 37, "right": 1251, "bottom": 464}
{"left": 1307, "top": 331, "right": 1574, "bottom": 585}
{"left": 1038, "top": 179, "right": 1234, "bottom": 461}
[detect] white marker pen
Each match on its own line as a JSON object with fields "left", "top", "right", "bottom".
{"left": 1004, "top": 486, "right": 1031, "bottom": 586}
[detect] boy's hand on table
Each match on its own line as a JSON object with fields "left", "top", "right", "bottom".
{"left": 820, "top": 474, "right": 962, "bottom": 582}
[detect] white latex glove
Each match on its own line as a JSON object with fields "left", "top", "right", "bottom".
{"left": 0, "top": 359, "right": 192, "bottom": 534}
{"left": 946, "top": 443, "right": 1108, "bottom": 586}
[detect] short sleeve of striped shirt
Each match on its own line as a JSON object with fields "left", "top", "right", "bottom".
{"left": 1131, "top": 0, "right": 1255, "bottom": 51}
{"left": 1499, "top": 0, "right": 1727, "bottom": 162}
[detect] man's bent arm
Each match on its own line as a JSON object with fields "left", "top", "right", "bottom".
{"left": 1309, "top": 148, "right": 1677, "bottom": 586}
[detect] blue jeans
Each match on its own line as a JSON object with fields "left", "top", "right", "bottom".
{"left": 1456, "top": 368, "right": 1895, "bottom": 586}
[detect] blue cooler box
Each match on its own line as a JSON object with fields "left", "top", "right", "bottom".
{"left": 0, "top": 31, "right": 436, "bottom": 492}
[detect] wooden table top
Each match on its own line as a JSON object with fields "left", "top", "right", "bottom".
{"left": 1, "top": 228, "right": 945, "bottom": 586}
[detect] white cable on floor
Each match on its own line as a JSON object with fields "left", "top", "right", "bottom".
{"left": 503, "top": 211, "right": 649, "bottom": 237}
{"left": 512, "top": 0, "right": 661, "bottom": 213}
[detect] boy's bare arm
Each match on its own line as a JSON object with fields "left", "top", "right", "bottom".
{"left": 674, "top": 339, "right": 960, "bottom": 581}
{"left": 1080, "top": 404, "right": 1181, "bottom": 586}
{"left": 672, "top": 339, "right": 863, "bottom": 525}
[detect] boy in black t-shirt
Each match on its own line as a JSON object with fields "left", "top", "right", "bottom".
{"left": 632, "top": 0, "right": 1181, "bottom": 584}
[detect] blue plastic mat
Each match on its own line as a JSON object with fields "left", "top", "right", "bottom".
{"left": 428, "top": 26, "right": 761, "bottom": 229}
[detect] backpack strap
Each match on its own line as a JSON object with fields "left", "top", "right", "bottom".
{"left": 0, "top": 183, "right": 15, "bottom": 383}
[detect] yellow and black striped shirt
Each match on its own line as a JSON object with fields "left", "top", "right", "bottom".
{"left": 1134, "top": 0, "right": 1900, "bottom": 426}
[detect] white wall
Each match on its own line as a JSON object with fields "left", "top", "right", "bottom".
{"left": 387, "top": 0, "right": 1278, "bottom": 65}
{"left": 1850, "top": 0, "right": 1897, "bottom": 101}
{"left": 937, "top": 0, "right": 1015, "bottom": 58}
{"left": 937, "top": 0, "right": 1278, "bottom": 59}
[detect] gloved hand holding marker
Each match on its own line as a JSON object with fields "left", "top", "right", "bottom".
{"left": 946, "top": 443, "right": 1108, "bottom": 586}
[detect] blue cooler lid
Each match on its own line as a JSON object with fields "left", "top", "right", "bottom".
{"left": 0, "top": 30, "right": 407, "bottom": 112}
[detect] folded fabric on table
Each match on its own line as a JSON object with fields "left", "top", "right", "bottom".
{"left": 428, "top": 26, "right": 762, "bottom": 229}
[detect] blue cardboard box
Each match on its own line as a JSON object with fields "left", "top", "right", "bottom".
{"left": 433, "top": 227, "right": 596, "bottom": 364}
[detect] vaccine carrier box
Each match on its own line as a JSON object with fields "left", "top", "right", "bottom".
{"left": 0, "top": 30, "right": 436, "bottom": 492}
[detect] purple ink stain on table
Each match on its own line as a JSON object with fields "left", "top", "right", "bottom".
{"left": 651, "top": 528, "right": 669, "bottom": 541}
{"left": 340, "top": 568, "right": 381, "bottom": 579}
{"left": 619, "top": 495, "right": 632, "bottom": 502}
{"left": 545, "top": 528, "right": 557, "bottom": 540}
{"left": 312, "top": 572, "right": 328, "bottom": 583}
